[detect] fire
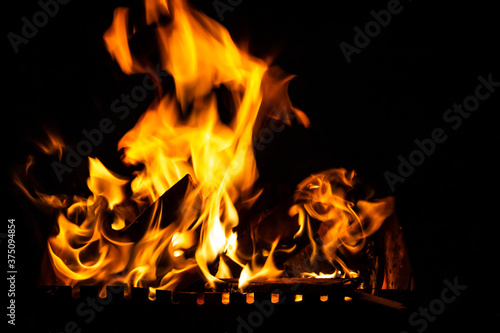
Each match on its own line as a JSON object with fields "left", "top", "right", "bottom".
{"left": 290, "top": 169, "right": 394, "bottom": 278}
{"left": 18, "top": 0, "right": 393, "bottom": 293}
{"left": 34, "top": 130, "right": 65, "bottom": 160}
{"left": 238, "top": 238, "right": 283, "bottom": 290}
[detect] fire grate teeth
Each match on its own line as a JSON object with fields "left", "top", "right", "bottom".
{"left": 41, "top": 287, "right": 354, "bottom": 304}
{"left": 39, "top": 278, "right": 405, "bottom": 310}
{"left": 40, "top": 277, "right": 361, "bottom": 304}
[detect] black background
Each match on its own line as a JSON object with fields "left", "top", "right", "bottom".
{"left": 3, "top": 0, "right": 499, "bottom": 332}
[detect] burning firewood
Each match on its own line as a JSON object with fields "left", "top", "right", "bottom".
{"left": 23, "top": 0, "right": 411, "bottom": 297}
{"left": 213, "top": 277, "right": 360, "bottom": 294}
{"left": 233, "top": 170, "right": 401, "bottom": 290}
{"left": 380, "top": 214, "right": 413, "bottom": 291}
{"left": 114, "top": 174, "right": 223, "bottom": 292}
{"left": 116, "top": 174, "right": 201, "bottom": 242}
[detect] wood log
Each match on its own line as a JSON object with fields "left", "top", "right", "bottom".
{"left": 381, "top": 214, "right": 414, "bottom": 291}
{"left": 233, "top": 193, "right": 323, "bottom": 271}
{"left": 105, "top": 175, "right": 214, "bottom": 292}
{"left": 211, "top": 277, "right": 361, "bottom": 294}
{"left": 282, "top": 244, "right": 337, "bottom": 277}
{"left": 104, "top": 174, "right": 201, "bottom": 243}
{"left": 350, "top": 290, "right": 406, "bottom": 310}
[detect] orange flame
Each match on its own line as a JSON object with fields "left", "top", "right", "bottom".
{"left": 18, "top": 0, "right": 393, "bottom": 292}
{"left": 290, "top": 169, "right": 393, "bottom": 277}
{"left": 34, "top": 130, "right": 65, "bottom": 160}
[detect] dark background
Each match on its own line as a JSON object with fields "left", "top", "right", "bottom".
{"left": 3, "top": 0, "right": 499, "bottom": 332}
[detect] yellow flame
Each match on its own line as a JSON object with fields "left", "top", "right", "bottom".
{"left": 18, "top": 0, "right": 393, "bottom": 293}
{"left": 87, "top": 158, "right": 128, "bottom": 209}
{"left": 238, "top": 238, "right": 283, "bottom": 290}
{"left": 290, "top": 169, "right": 393, "bottom": 277}
{"left": 34, "top": 0, "right": 305, "bottom": 291}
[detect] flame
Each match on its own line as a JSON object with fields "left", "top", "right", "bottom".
{"left": 290, "top": 169, "right": 393, "bottom": 278}
{"left": 103, "top": 8, "right": 139, "bottom": 75}
{"left": 238, "top": 238, "right": 283, "bottom": 290}
{"left": 87, "top": 158, "right": 128, "bottom": 210}
{"left": 34, "top": 130, "right": 65, "bottom": 160}
{"left": 30, "top": 0, "right": 303, "bottom": 291}
{"left": 18, "top": 0, "right": 394, "bottom": 293}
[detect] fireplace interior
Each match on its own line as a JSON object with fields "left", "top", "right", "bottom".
{"left": 5, "top": 0, "right": 500, "bottom": 332}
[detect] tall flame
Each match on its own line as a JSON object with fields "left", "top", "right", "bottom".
{"left": 18, "top": 0, "right": 393, "bottom": 292}
{"left": 105, "top": 0, "right": 294, "bottom": 288}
